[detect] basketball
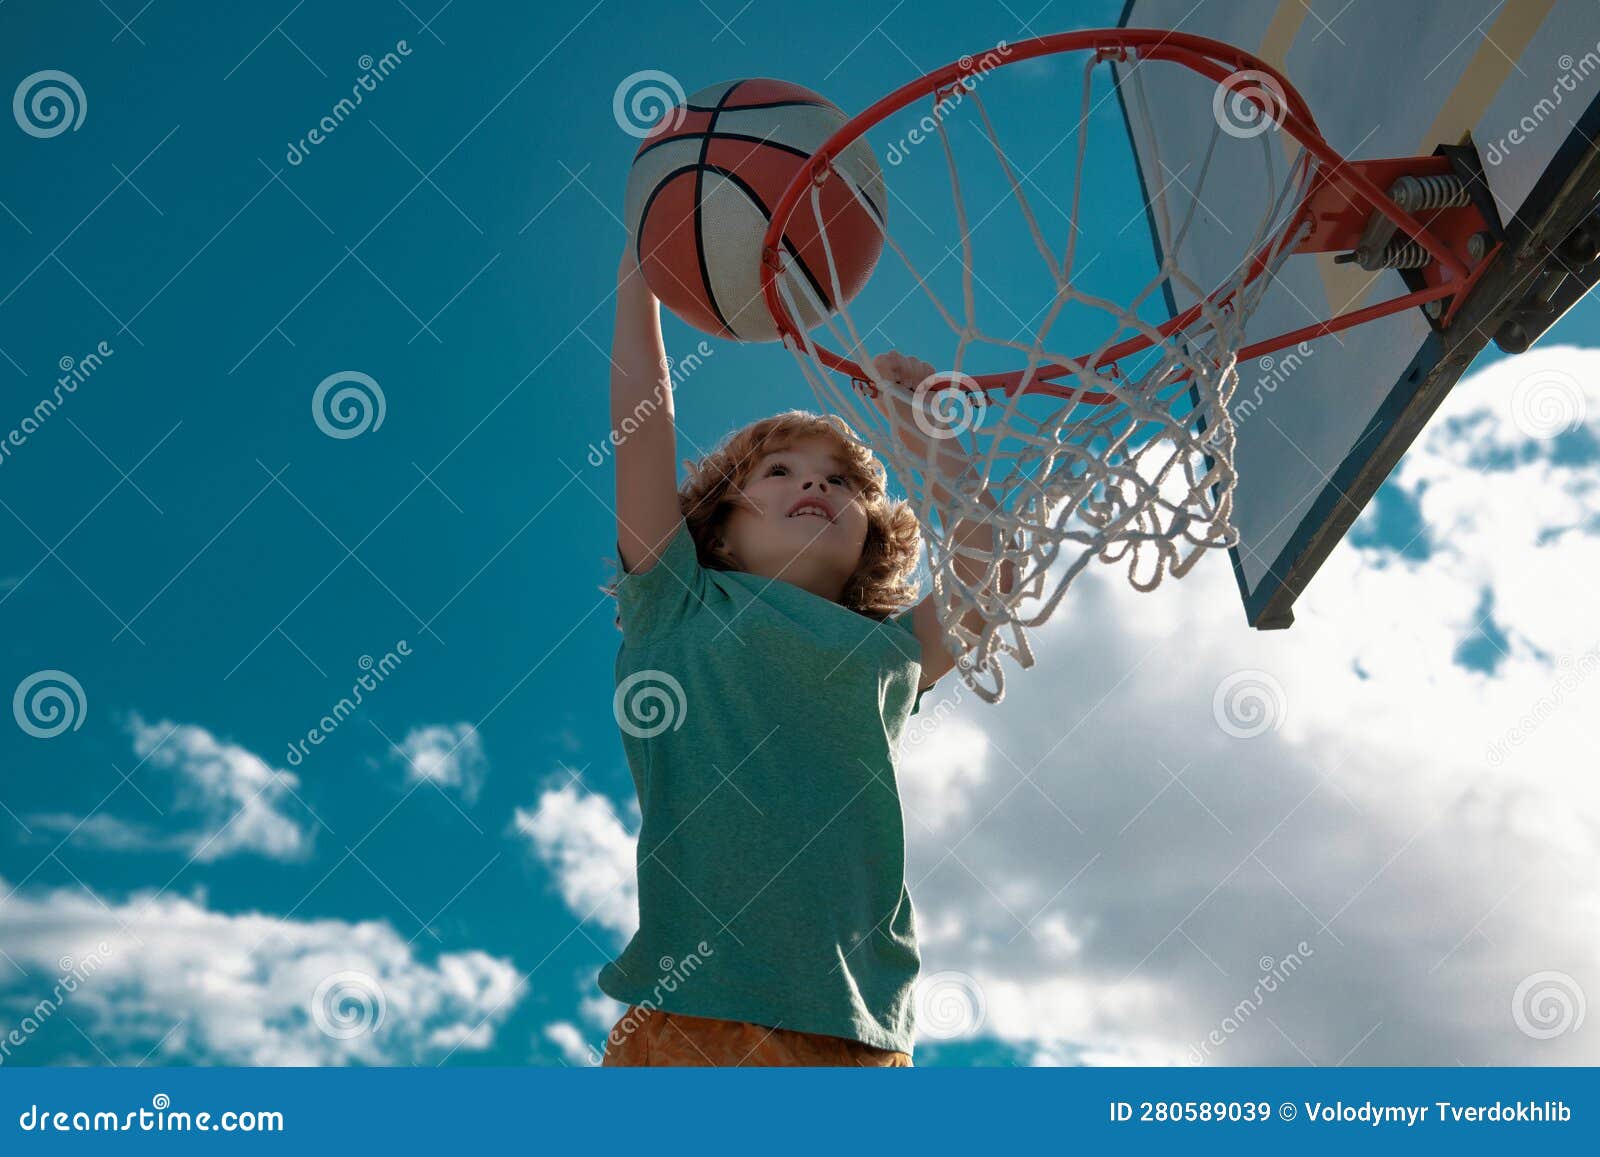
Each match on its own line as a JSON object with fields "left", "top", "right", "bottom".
{"left": 623, "top": 78, "right": 886, "bottom": 342}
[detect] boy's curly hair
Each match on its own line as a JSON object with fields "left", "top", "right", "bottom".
{"left": 613, "top": 410, "right": 922, "bottom": 622}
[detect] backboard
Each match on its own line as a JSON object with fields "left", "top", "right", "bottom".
{"left": 1118, "top": 0, "right": 1600, "bottom": 627}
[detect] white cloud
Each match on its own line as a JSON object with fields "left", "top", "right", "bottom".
{"left": 543, "top": 1020, "right": 598, "bottom": 1066}
{"left": 132, "top": 716, "right": 313, "bottom": 863}
{"left": 22, "top": 812, "right": 183, "bottom": 853}
{"left": 512, "top": 782, "right": 637, "bottom": 942}
{"left": 899, "top": 716, "right": 990, "bottom": 834}
{"left": 893, "top": 345, "right": 1600, "bottom": 1065}
{"left": 0, "top": 875, "right": 523, "bottom": 1066}
{"left": 25, "top": 716, "right": 313, "bottom": 862}
{"left": 391, "top": 723, "right": 487, "bottom": 804}
{"left": 579, "top": 991, "right": 626, "bottom": 1031}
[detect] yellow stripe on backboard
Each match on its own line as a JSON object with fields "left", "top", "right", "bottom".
{"left": 1256, "top": 0, "right": 1307, "bottom": 70}
{"left": 1258, "top": 0, "right": 1388, "bottom": 318}
{"left": 1328, "top": 0, "right": 1556, "bottom": 315}
{"left": 1417, "top": 0, "right": 1555, "bottom": 155}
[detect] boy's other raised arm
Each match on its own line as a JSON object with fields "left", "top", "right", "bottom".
{"left": 610, "top": 250, "right": 682, "bottom": 574}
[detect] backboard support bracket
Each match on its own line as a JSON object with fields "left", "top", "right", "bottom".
{"left": 1247, "top": 122, "right": 1600, "bottom": 630}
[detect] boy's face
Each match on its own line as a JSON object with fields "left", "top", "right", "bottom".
{"left": 717, "top": 434, "right": 871, "bottom": 592}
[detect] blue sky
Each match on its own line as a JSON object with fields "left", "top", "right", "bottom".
{"left": 3, "top": 0, "right": 1599, "bottom": 1068}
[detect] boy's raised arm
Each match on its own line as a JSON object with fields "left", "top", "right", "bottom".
{"left": 611, "top": 250, "right": 682, "bottom": 575}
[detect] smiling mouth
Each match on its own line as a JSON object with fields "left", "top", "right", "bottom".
{"left": 787, "top": 501, "right": 833, "bottom": 522}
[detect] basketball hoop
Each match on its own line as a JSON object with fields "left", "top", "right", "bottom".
{"left": 759, "top": 29, "right": 1499, "bottom": 703}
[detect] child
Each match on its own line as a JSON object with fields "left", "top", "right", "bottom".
{"left": 598, "top": 248, "right": 1005, "bottom": 1066}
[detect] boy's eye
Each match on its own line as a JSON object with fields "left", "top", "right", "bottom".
{"left": 761, "top": 461, "right": 852, "bottom": 487}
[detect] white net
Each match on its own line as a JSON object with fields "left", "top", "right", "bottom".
{"left": 774, "top": 52, "right": 1315, "bottom": 703}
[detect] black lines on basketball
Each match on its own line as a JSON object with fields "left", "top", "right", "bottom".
{"left": 708, "top": 165, "right": 836, "bottom": 315}
{"left": 693, "top": 81, "right": 743, "bottom": 338}
{"left": 622, "top": 77, "right": 885, "bottom": 342}
{"left": 633, "top": 132, "right": 815, "bottom": 166}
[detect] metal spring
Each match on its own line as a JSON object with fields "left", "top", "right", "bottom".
{"left": 1373, "top": 238, "right": 1432, "bottom": 268}
{"left": 1390, "top": 174, "right": 1470, "bottom": 212}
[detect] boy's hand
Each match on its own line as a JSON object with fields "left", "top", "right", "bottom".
{"left": 864, "top": 350, "right": 934, "bottom": 430}
{"left": 866, "top": 350, "right": 984, "bottom": 448}
{"left": 870, "top": 350, "right": 937, "bottom": 392}
{"left": 863, "top": 348, "right": 995, "bottom": 520}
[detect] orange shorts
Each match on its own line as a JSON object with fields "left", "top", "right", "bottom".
{"left": 600, "top": 1005, "right": 912, "bottom": 1067}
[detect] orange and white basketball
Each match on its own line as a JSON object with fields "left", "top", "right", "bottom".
{"left": 623, "top": 78, "right": 886, "bottom": 342}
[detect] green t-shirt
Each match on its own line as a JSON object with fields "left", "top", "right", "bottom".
{"left": 598, "top": 517, "right": 926, "bottom": 1054}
